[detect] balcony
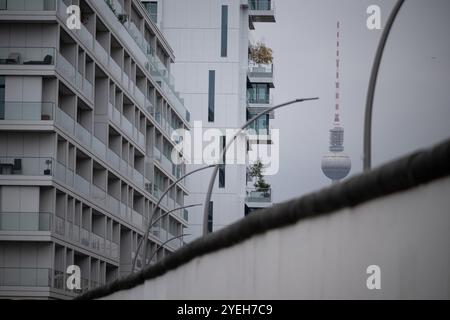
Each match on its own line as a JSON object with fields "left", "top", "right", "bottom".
{"left": 0, "top": 156, "right": 53, "bottom": 176}
{"left": 245, "top": 188, "right": 272, "bottom": 203}
{"left": 0, "top": 267, "right": 52, "bottom": 288}
{"left": 56, "top": 52, "right": 94, "bottom": 101}
{"left": 0, "top": 101, "right": 54, "bottom": 121}
{"left": 0, "top": 0, "right": 56, "bottom": 11}
{"left": 249, "top": 0, "right": 276, "bottom": 27}
{"left": 0, "top": 212, "right": 51, "bottom": 232}
{"left": 0, "top": 46, "right": 54, "bottom": 66}
{"left": 247, "top": 63, "right": 274, "bottom": 87}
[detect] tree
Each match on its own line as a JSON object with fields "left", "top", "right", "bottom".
{"left": 248, "top": 159, "right": 271, "bottom": 193}
{"left": 249, "top": 41, "right": 273, "bottom": 65}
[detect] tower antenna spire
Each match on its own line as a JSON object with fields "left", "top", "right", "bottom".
{"left": 335, "top": 20, "right": 341, "bottom": 125}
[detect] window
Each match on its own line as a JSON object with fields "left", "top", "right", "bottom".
{"left": 247, "top": 83, "right": 270, "bottom": 104}
{"left": 143, "top": 1, "right": 158, "bottom": 23}
{"left": 208, "top": 201, "right": 213, "bottom": 233}
{"left": 219, "top": 136, "right": 226, "bottom": 188}
{"left": 208, "top": 70, "right": 215, "bottom": 122}
{"left": 0, "top": 77, "right": 4, "bottom": 120}
{"left": 221, "top": 5, "right": 228, "bottom": 57}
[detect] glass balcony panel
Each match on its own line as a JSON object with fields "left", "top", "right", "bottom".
{"left": 92, "top": 136, "right": 107, "bottom": 160}
{"left": 54, "top": 215, "right": 65, "bottom": 236}
{"left": 107, "top": 194, "right": 120, "bottom": 216}
{"left": 78, "top": 24, "right": 94, "bottom": 50}
{"left": 55, "top": 108, "right": 75, "bottom": 135}
{"left": 74, "top": 174, "right": 90, "bottom": 197}
{"left": 92, "top": 184, "right": 106, "bottom": 204}
{"left": 110, "top": 58, "right": 122, "bottom": 83}
{"left": 94, "top": 41, "right": 109, "bottom": 66}
{"left": 81, "top": 228, "right": 90, "bottom": 247}
{"left": 0, "top": 212, "right": 51, "bottom": 231}
{"left": 75, "top": 123, "right": 92, "bottom": 148}
{"left": 83, "top": 78, "right": 94, "bottom": 100}
{"left": 0, "top": 47, "right": 54, "bottom": 65}
{"left": 0, "top": 102, "right": 54, "bottom": 121}
{"left": 245, "top": 188, "right": 272, "bottom": 202}
{"left": 2, "top": 0, "right": 55, "bottom": 11}
{"left": 0, "top": 156, "right": 53, "bottom": 176}
{"left": 56, "top": 53, "right": 76, "bottom": 83}
{"left": 0, "top": 268, "right": 51, "bottom": 288}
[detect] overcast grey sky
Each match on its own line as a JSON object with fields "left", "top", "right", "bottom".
{"left": 252, "top": 0, "right": 450, "bottom": 203}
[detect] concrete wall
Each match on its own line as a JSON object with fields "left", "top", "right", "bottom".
{"left": 99, "top": 175, "right": 450, "bottom": 299}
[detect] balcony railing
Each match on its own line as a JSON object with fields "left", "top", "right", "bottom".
{"left": 248, "top": 63, "right": 274, "bottom": 78}
{"left": 0, "top": 212, "right": 51, "bottom": 231}
{"left": 0, "top": 156, "right": 53, "bottom": 176}
{"left": 0, "top": 0, "right": 56, "bottom": 11}
{"left": 0, "top": 47, "right": 54, "bottom": 66}
{"left": 0, "top": 267, "right": 52, "bottom": 287}
{"left": 247, "top": 93, "right": 272, "bottom": 105}
{"left": 245, "top": 188, "right": 272, "bottom": 203}
{"left": 56, "top": 52, "right": 94, "bottom": 101}
{"left": 0, "top": 102, "right": 54, "bottom": 121}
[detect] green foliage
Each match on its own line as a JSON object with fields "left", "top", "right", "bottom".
{"left": 249, "top": 159, "right": 271, "bottom": 192}
{"left": 249, "top": 41, "right": 273, "bottom": 65}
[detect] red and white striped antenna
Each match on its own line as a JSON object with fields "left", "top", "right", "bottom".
{"left": 334, "top": 21, "right": 341, "bottom": 125}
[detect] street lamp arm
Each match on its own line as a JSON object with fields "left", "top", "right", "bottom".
{"left": 132, "top": 203, "right": 201, "bottom": 272}
{"left": 363, "top": 0, "right": 405, "bottom": 171}
{"left": 202, "top": 97, "right": 319, "bottom": 236}
{"left": 146, "top": 233, "right": 191, "bottom": 266}
{"left": 149, "top": 203, "right": 202, "bottom": 233}
{"left": 133, "top": 164, "right": 214, "bottom": 273}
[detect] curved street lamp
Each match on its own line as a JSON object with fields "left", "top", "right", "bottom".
{"left": 363, "top": 0, "right": 405, "bottom": 171}
{"left": 146, "top": 233, "right": 191, "bottom": 266}
{"left": 133, "top": 164, "right": 215, "bottom": 272}
{"left": 202, "top": 97, "right": 319, "bottom": 236}
{"left": 131, "top": 203, "right": 201, "bottom": 272}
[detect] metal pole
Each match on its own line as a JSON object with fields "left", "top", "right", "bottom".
{"left": 363, "top": 0, "right": 405, "bottom": 171}
{"left": 131, "top": 203, "right": 201, "bottom": 272}
{"left": 146, "top": 233, "right": 191, "bottom": 266}
{"left": 202, "top": 98, "right": 319, "bottom": 236}
{"left": 133, "top": 164, "right": 214, "bottom": 272}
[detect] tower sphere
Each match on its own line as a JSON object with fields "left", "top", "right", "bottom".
{"left": 321, "top": 152, "right": 351, "bottom": 181}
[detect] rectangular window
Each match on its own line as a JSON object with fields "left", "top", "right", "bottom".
{"left": 208, "top": 70, "right": 215, "bottom": 122}
{"left": 208, "top": 201, "right": 213, "bottom": 233}
{"left": 219, "top": 136, "right": 226, "bottom": 188}
{"left": 0, "top": 76, "right": 4, "bottom": 120}
{"left": 221, "top": 5, "right": 228, "bottom": 57}
{"left": 143, "top": 1, "right": 158, "bottom": 23}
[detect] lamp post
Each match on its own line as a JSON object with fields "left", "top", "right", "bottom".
{"left": 202, "top": 98, "right": 319, "bottom": 236}
{"left": 363, "top": 0, "right": 405, "bottom": 171}
{"left": 134, "top": 164, "right": 214, "bottom": 272}
{"left": 131, "top": 203, "right": 201, "bottom": 272}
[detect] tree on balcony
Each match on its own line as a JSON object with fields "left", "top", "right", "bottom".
{"left": 249, "top": 41, "right": 273, "bottom": 65}
{"left": 249, "top": 159, "right": 271, "bottom": 196}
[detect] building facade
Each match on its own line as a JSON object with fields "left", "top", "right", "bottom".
{"left": 0, "top": 0, "right": 190, "bottom": 299}
{"left": 155, "top": 0, "right": 276, "bottom": 240}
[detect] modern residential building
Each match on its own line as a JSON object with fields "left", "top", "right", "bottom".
{"left": 0, "top": 0, "right": 190, "bottom": 299}
{"left": 157, "top": 0, "right": 276, "bottom": 240}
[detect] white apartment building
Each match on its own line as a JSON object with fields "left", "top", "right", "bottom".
{"left": 0, "top": 0, "right": 191, "bottom": 299}
{"left": 149, "top": 0, "right": 276, "bottom": 240}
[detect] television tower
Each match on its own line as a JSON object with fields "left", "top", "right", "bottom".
{"left": 321, "top": 21, "right": 351, "bottom": 183}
